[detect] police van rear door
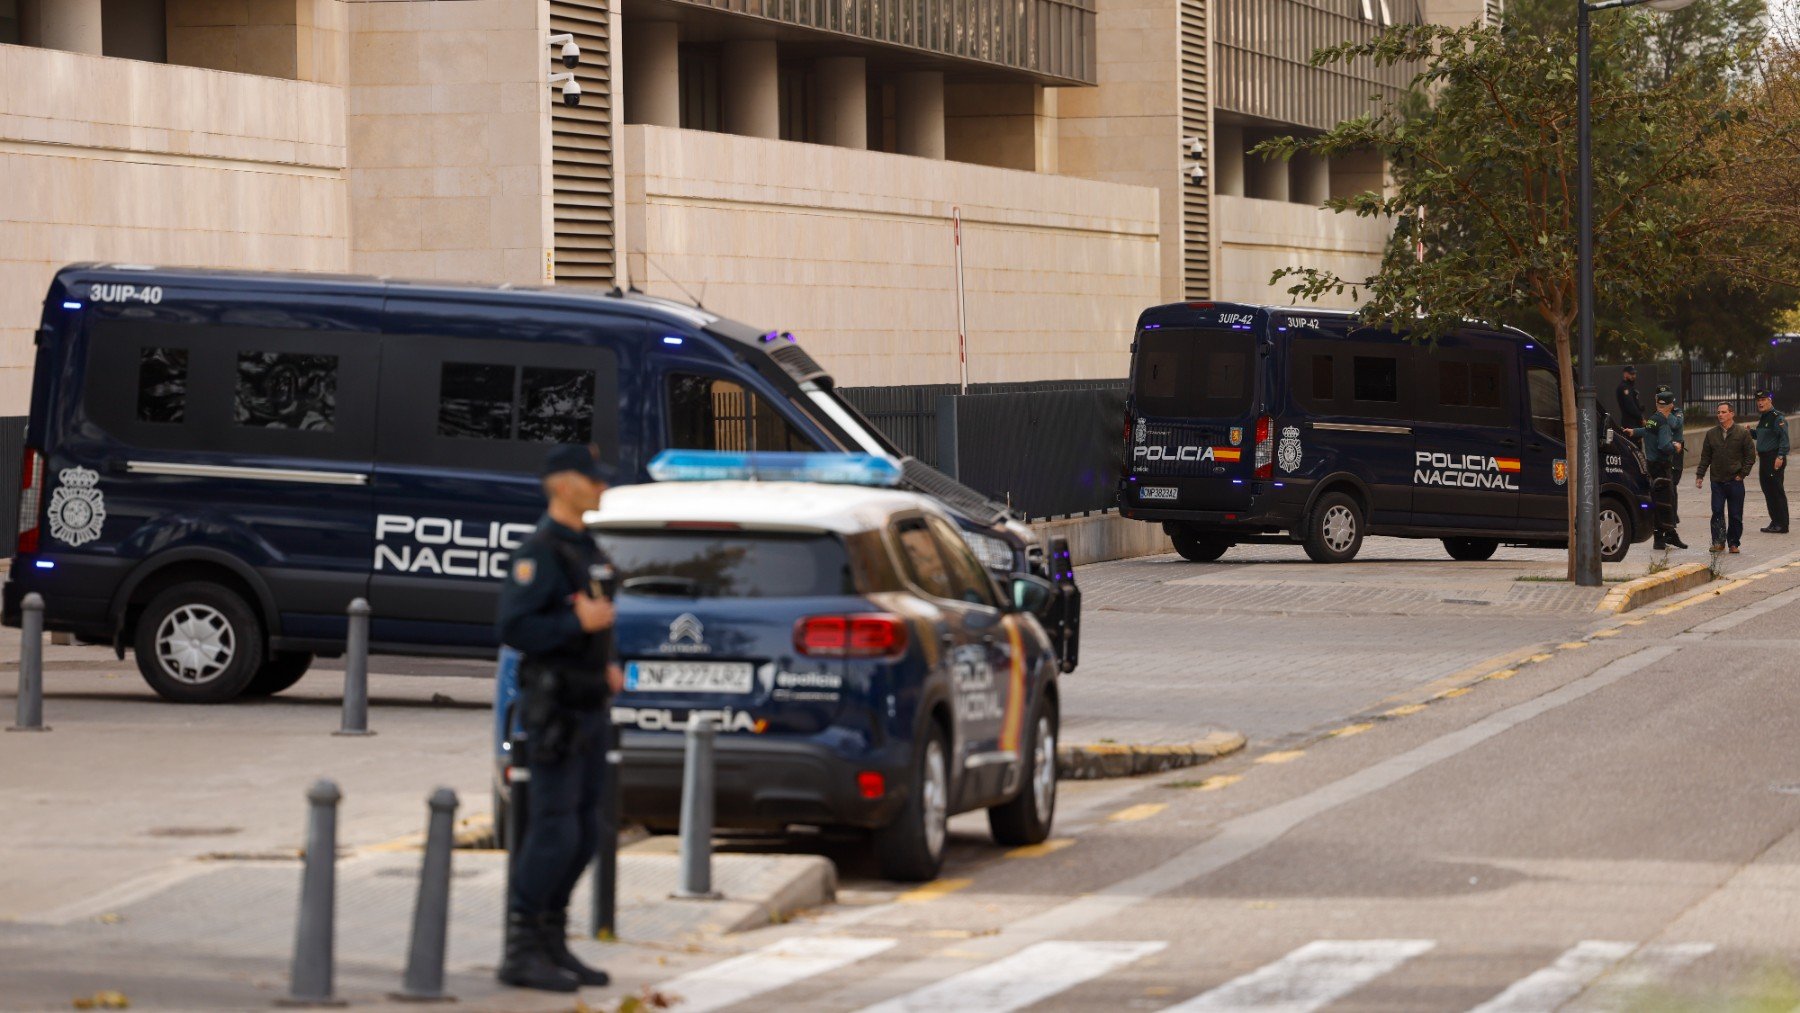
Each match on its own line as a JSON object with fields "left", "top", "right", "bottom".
{"left": 1126, "top": 312, "right": 1262, "bottom": 511}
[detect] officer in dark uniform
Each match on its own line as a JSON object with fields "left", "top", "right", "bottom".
{"left": 1657, "top": 384, "right": 1685, "bottom": 524}
{"left": 1627, "top": 391, "right": 1687, "bottom": 549}
{"left": 496, "top": 444, "right": 623, "bottom": 993}
{"left": 1754, "top": 388, "right": 1790, "bottom": 534}
{"left": 1615, "top": 365, "right": 1645, "bottom": 432}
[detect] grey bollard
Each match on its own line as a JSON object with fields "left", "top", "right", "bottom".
{"left": 672, "top": 715, "right": 721, "bottom": 900}
{"left": 7, "top": 593, "right": 47, "bottom": 732}
{"left": 392, "top": 787, "right": 459, "bottom": 1003}
{"left": 335, "top": 599, "right": 374, "bottom": 737}
{"left": 281, "top": 780, "right": 346, "bottom": 1007}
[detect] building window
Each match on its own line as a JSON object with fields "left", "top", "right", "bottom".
{"left": 779, "top": 62, "right": 813, "bottom": 142}
{"left": 679, "top": 45, "right": 722, "bottom": 132}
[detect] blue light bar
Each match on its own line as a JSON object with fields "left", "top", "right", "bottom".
{"left": 648, "top": 450, "right": 903, "bottom": 487}
{"left": 61, "top": 302, "right": 81, "bottom": 311}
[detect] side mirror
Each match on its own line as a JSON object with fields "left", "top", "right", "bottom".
{"left": 1009, "top": 573, "right": 1058, "bottom": 615}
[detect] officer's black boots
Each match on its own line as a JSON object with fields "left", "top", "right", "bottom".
{"left": 498, "top": 911, "right": 580, "bottom": 992}
{"left": 542, "top": 911, "right": 612, "bottom": 987}
{"left": 1666, "top": 530, "right": 1688, "bottom": 549}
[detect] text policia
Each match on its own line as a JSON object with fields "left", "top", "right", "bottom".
{"left": 1414, "top": 452, "right": 1521, "bottom": 490}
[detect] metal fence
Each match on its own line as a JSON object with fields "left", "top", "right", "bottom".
{"left": 840, "top": 380, "right": 1126, "bottom": 519}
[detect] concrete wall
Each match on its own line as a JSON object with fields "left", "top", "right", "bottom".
{"left": 622, "top": 124, "right": 1160, "bottom": 386}
{"left": 1211, "top": 193, "right": 1387, "bottom": 308}
{"left": 165, "top": 0, "right": 345, "bottom": 84}
{"left": 0, "top": 42, "right": 349, "bottom": 412}
{"left": 344, "top": 0, "right": 551, "bottom": 284}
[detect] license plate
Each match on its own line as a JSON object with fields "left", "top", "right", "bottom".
{"left": 625, "top": 661, "right": 755, "bottom": 694}
{"left": 1140, "top": 486, "right": 1178, "bottom": 501}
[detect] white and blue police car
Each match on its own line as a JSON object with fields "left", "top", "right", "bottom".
{"left": 495, "top": 451, "right": 1064, "bottom": 882}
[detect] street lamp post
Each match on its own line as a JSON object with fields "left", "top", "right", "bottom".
{"left": 1574, "top": 0, "right": 1695, "bottom": 587}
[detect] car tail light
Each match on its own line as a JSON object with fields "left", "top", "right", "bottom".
{"left": 794, "top": 614, "right": 908, "bottom": 659}
{"left": 16, "top": 448, "right": 42, "bottom": 555}
{"left": 857, "top": 771, "right": 886, "bottom": 799}
{"left": 1253, "top": 416, "right": 1273, "bottom": 479}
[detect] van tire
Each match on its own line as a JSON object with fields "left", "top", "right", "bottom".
{"left": 1443, "top": 538, "right": 1499, "bottom": 562}
{"left": 874, "top": 723, "right": 949, "bottom": 882}
{"left": 988, "top": 698, "right": 1057, "bottom": 847}
{"left": 133, "top": 583, "right": 264, "bottom": 703}
{"left": 1171, "top": 532, "right": 1231, "bottom": 562}
{"left": 243, "top": 651, "right": 313, "bottom": 697}
{"left": 1600, "top": 498, "right": 1632, "bottom": 563}
{"left": 1303, "top": 492, "right": 1364, "bottom": 564}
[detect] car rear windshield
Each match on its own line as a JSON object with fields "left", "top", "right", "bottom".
{"left": 599, "top": 531, "right": 855, "bottom": 598}
{"left": 1132, "top": 328, "right": 1257, "bottom": 419}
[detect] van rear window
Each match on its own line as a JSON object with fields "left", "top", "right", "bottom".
{"left": 601, "top": 531, "right": 854, "bottom": 598}
{"left": 1132, "top": 328, "right": 1255, "bottom": 418}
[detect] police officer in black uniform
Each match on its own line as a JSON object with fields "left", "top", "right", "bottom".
{"left": 496, "top": 444, "right": 623, "bottom": 993}
{"left": 1616, "top": 365, "right": 1645, "bottom": 433}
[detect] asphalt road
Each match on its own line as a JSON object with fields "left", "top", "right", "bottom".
{"left": 574, "top": 546, "right": 1800, "bottom": 1011}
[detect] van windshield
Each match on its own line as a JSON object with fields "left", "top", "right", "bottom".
{"left": 1132, "top": 328, "right": 1256, "bottom": 419}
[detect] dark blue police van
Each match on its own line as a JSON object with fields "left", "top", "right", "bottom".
{"left": 1118, "top": 302, "right": 1654, "bottom": 563}
{"left": 5, "top": 264, "right": 1078, "bottom": 702}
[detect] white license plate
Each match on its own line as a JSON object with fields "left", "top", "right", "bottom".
{"left": 1140, "top": 486, "right": 1178, "bottom": 501}
{"left": 626, "top": 661, "right": 755, "bottom": 694}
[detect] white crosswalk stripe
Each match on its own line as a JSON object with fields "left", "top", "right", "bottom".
{"left": 1567, "top": 942, "right": 1717, "bottom": 1011}
{"left": 1160, "top": 939, "right": 1436, "bottom": 1012}
{"left": 857, "top": 940, "right": 1168, "bottom": 1013}
{"left": 1471, "top": 940, "right": 1715, "bottom": 1013}
{"left": 658, "top": 936, "right": 897, "bottom": 1013}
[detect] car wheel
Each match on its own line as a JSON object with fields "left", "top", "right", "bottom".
{"left": 133, "top": 582, "right": 264, "bottom": 703}
{"left": 1171, "top": 531, "right": 1231, "bottom": 562}
{"left": 874, "top": 723, "right": 950, "bottom": 882}
{"left": 1442, "top": 538, "right": 1499, "bottom": 562}
{"left": 242, "top": 651, "right": 312, "bottom": 697}
{"left": 1303, "top": 492, "right": 1364, "bottom": 563}
{"left": 988, "top": 699, "right": 1058, "bottom": 846}
{"left": 1600, "top": 498, "right": 1631, "bottom": 563}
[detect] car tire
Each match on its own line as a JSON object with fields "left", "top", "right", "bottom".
{"left": 874, "top": 722, "right": 950, "bottom": 882}
{"left": 1600, "top": 498, "right": 1632, "bottom": 563}
{"left": 1442, "top": 538, "right": 1499, "bottom": 562}
{"left": 988, "top": 698, "right": 1058, "bottom": 847}
{"left": 133, "top": 582, "right": 264, "bottom": 703}
{"left": 242, "top": 651, "right": 312, "bottom": 697}
{"left": 1303, "top": 492, "right": 1364, "bottom": 564}
{"left": 1171, "top": 531, "right": 1231, "bottom": 562}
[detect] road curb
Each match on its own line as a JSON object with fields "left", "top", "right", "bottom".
{"left": 1596, "top": 562, "right": 1714, "bottom": 614}
{"left": 1056, "top": 729, "right": 1246, "bottom": 780}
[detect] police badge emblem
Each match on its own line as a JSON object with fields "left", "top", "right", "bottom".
{"left": 1277, "top": 426, "right": 1302, "bottom": 473}
{"left": 1553, "top": 459, "right": 1568, "bottom": 486}
{"left": 1229, "top": 427, "right": 1243, "bottom": 446}
{"left": 47, "top": 466, "right": 106, "bottom": 547}
{"left": 1134, "top": 417, "right": 1147, "bottom": 444}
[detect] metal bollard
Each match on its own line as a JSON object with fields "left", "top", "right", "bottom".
{"left": 335, "top": 598, "right": 374, "bottom": 737}
{"left": 672, "top": 715, "right": 721, "bottom": 900}
{"left": 7, "top": 593, "right": 47, "bottom": 732}
{"left": 391, "top": 787, "right": 459, "bottom": 1003}
{"left": 281, "top": 780, "right": 346, "bottom": 1007}
{"left": 590, "top": 716, "right": 621, "bottom": 937}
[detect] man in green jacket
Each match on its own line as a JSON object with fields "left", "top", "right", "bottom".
{"left": 1657, "top": 384, "right": 1685, "bottom": 523}
{"left": 1753, "top": 388, "right": 1789, "bottom": 534}
{"left": 1627, "top": 391, "right": 1687, "bottom": 549}
{"left": 1696, "top": 401, "right": 1758, "bottom": 553}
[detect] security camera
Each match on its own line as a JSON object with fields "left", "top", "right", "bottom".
{"left": 1183, "top": 161, "right": 1206, "bottom": 184}
{"left": 1182, "top": 135, "right": 1205, "bottom": 157}
{"left": 549, "top": 33, "right": 581, "bottom": 69}
{"left": 549, "top": 71, "right": 582, "bottom": 107}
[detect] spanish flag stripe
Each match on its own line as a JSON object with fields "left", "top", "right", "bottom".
{"left": 1496, "top": 458, "right": 1521, "bottom": 472}
{"left": 997, "top": 619, "right": 1029, "bottom": 753}
{"left": 1214, "top": 447, "right": 1243, "bottom": 461}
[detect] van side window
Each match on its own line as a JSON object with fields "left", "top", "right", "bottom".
{"left": 439, "top": 363, "right": 513, "bottom": 439}
{"left": 1311, "top": 355, "right": 1335, "bottom": 402}
{"left": 438, "top": 363, "right": 597, "bottom": 443}
{"left": 1353, "top": 356, "right": 1399, "bottom": 403}
{"left": 519, "top": 368, "right": 596, "bottom": 444}
{"left": 893, "top": 517, "right": 956, "bottom": 600}
{"left": 1438, "top": 361, "right": 1503, "bottom": 409}
{"left": 234, "top": 352, "right": 337, "bottom": 431}
{"left": 137, "top": 347, "right": 188, "bottom": 423}
{"left": 668, "top": 374, "right": 815, "bottom": 452}
{"left": 1529, "top": 367, "right": 1563, "bottom": 441}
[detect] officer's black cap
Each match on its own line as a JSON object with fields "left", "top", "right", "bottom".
{"left": 541, "top": 444, "right": 617, "bottom": 483}
{"left": 1757, "top": 388, "right": 1773, "bottom": 400}
{"left": 1656, "top": 391, "right": 1675, "bottom": 405}
{"left": 1622, "top": 364, "right": 1637, "bottom": 374}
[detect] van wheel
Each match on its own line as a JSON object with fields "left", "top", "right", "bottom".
{"left": 133, "top": 583, "right": 264, "bottom": 703}
{"left": 1600, "top": 498, "right": 1631, "bottom": 563}
{"left": 1443, "top": 538, "right": 1499, "bottom": 562}
{"left": 988, "top": 699, "right": 1057, "bottom": 846}
{"left": 874, "top": 724, "right": 949, "bottom": 882}
{"left": 243, "top": 651, "right": 312, "bottom": 697}
{"left": 1171, "top": 531, "right": 1231, "bottom": 562}
{"left": 1303, "top": 492, "right": 1364, "bottom": 563}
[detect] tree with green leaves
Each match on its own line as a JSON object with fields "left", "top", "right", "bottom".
{"left": 1258, "top": 17, "right": 1756, "bottom": 574}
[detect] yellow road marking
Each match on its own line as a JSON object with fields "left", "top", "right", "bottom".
{"left": 1527, "top": 653, "right": 1554, "bottom": 663}
{"left": 1107, "top": 803, "right": 1168, "bottom": 823}
{"left": 1256, "top": 750, "right": 1306, "bottom": 765}
{"left": 1591, "top": 629, "right": 1620, "bottom": 638}
{"left": 1623, "top": 619, "right": 1646, "bottom": 626}
{"left": 1557, "top": 641, "right": 1588, "bottom": 650}
{"left": 1437, "top": 686, "right": 1473, "bottom": 699}
{"left": 1385, "top": 703, "right": 1428, "bottom": 717}
{"left": 1329, "top": 723, "right": 1374, "bottom": 738}
{"left": 1194, "top": 774, "right": 1241, "bottom": 791}
{"left": 1485, "top": 668, "right": 1519, "bottom": 680}
{"left": 899, "top": 878, "right": 972, "bottom": 903}
{"left": 1655, "top": 579, "right": 1749, "bottom": 614}
{"left": 1005, "top": 838, "right": 1075, "bottom": 859}
{"left": 1749, "top": 572, "right": 1770, "bottom": 580}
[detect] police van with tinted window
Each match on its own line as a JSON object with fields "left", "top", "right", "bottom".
{"left": 4, "top": 264, "right": 1079, "bottom": 702}
{"left": 1118, "top": 302, "right": 1654, "bottom": 563}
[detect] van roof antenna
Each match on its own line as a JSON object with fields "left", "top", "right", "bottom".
{"left": 643, "top": 254, "right": 704, "bottom": 310}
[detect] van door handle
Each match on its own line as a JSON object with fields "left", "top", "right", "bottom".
{"left": 1499, "top": 438, "right": 1519, "bottom": 448}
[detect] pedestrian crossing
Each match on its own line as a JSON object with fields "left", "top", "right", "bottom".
{"left": 650, "top": 936, "right": 1718, "bottom": 1012}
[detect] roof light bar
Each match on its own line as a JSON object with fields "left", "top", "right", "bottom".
{"left": 647, "top": 450, "right": 903, "bottom": 487}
